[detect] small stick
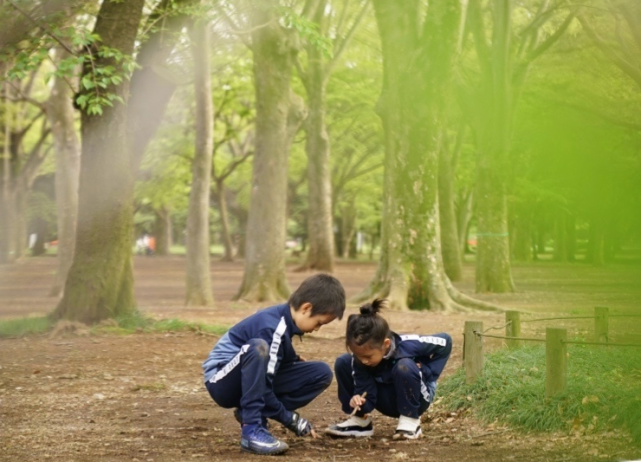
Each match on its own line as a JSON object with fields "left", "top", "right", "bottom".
{"left": 349, "top": 391, "right": 368, "bottom": 417}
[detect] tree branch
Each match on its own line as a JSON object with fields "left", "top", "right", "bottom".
{"left": 578, "top": 13, "right": 641, "bottom": 89}
{"left": 326, "top": 1, "right": 370, "bottom": 79}
{"left": 5, "top": 0, "right": 77, "bottom": 55}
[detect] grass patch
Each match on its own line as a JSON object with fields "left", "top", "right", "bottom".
{"left": 439, "top": 344, "right": 641, "bottom": 445}
{"left": 94, "top": 310, "right": 229, "bottom": 336}
{"left": 0, "top": 312, "right": 228, "bottom": 338}
{"left": 0, "top": 316, "right": 52, "bottom": 337}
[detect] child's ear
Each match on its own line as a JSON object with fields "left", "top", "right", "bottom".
{"left": 383, "top": 338, "right": 391, "bottom": 349}
{"left": 299, "top": 302, "right": 313, "bottom": 315}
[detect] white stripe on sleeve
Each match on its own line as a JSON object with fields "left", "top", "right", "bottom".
{"left": 267, "top": 317, "right": 288, "bottom": 375}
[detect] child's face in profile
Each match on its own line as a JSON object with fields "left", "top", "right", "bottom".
{"left": 349, "top": 338, "right": 391, "bottom": 367}
{"left": 292, "top": 302, "right": 336, "bottom": 333}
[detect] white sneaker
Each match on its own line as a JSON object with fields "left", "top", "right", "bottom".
{"left": 326, "top": 415, "right": 374, "bottom": 437}
{"left": 393, "top": 415, "right": 422, "bottom": 440}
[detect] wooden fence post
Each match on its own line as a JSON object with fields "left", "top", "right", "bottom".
{"left": 545, "top": 327, "right": 567, "bottom": 398}
{"left": 506, "top": 311, "right": 521, "bottom": 349}
{"left": 464, "top": 321, "right": 483, "bottom": 384}
{"left": 594, "top": 306, "right": 609, "bottom": 343}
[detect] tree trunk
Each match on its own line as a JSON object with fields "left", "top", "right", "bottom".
{"left": 553, "top": 208, "right": 567, "bottom": 262}
{"left": 473, "top": 0, "right": 515, "bottom": 293}
{"left": 300, "top": 4, "right": 334, "bottom": 273}
{"left": 47, "top": 47, "right": 80, "bottom": 297}
{"left": 566, "top": 213, "right": 576, "bottom": 261}
{"left": 52, "top": 0, "right": 146, "bottom": 324}
{"left": 0, "top": 81, "right": 17, "bottom": 264}
{"left": 153, "top": 207, "right": 171, "bottom": 256}
{"left": 439, "top": 141, "right": 463, "bottom": 281}
{"left": 355, "top": 0, "right": 465, "bottom": 311}
{"left": 235, "top": 1, "right": 303, "bottom": 302}
{"left": 339, "top": 200, "right": 356, "bottom": 260}
{"left": 510, "top": 208, "right": 533, "bottom": 262}
{"left": 456, "top": 188, "right": 473, "bottom": 256}
{"left": 216, "top": 181, "right": 235, "bottom": 262}
{"left": 185, "top": 18, "right": 214, "bottom": 306}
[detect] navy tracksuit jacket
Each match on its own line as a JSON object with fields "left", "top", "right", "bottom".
{"left": 335, "top": 332, "right": 452, "bottom": 419}
{"left": 203, "top": 303, "right": 332, "bottom": 427}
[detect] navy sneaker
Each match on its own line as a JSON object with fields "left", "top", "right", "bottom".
{"left": 240, "top": 424, "right": 289, "bottom": 456}
{"left": 326, "top": 415, "right": 373, "bottom": 437}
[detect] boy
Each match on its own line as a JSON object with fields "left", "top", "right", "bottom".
{"left": 202, "top": 274, "right": 346, "bottom": 455}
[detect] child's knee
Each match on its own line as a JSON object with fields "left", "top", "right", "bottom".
{"left": 394, "top": 358, "right": 419, "bottom": 376}
{"left": 317, "top": 362, "right": 334, "bottom": 387}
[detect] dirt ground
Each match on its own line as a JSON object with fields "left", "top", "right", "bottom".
{"left": 1, "top": 256, "right": 640, "bottom": 461}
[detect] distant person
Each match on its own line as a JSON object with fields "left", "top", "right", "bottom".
{"left": 202, "top": 274, "right": 346, "bottom": 455}
{"left": 326, "top": 298, "right": 452, "bottom": 439}
{"left": 147, "top": 235, "right": 156, "bottom": 255}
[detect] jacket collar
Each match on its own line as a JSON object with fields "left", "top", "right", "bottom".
{"left": 278, "top": 303, "right": 304, "bottom": 337}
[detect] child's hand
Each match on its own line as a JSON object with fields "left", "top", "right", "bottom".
{"left": 349, "top": 393, "right": 367, "bottom": 411}
{"left": 287, "top": 411, "right": 316, "bottom": 437}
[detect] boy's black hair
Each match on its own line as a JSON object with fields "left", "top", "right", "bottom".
{"left": 345, "top": 298, "right": 390, "bottom": 349}
{"left": 288, "top": 273, "right": 346, "bottom": 320}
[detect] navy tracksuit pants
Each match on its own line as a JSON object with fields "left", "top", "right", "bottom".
{"left": 334, "top": 354, "right": 437, "bottom": 419}
{"left": 205, "top": 338, "right": 332, "bottom": 427}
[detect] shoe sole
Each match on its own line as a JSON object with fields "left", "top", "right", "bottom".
{"left": 241, "top": 445, "right": 289, "bottom": 456}
{"left": 393, "top": 427, "right": 422, "bottom": 440}
{"left": 325, "top": 428, "right": 374, "bottom": 437}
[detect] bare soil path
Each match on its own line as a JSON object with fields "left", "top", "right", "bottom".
{"left": 1, "top": 256, "right": 640, "bottom": 461}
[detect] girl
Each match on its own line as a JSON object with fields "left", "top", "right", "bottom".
{"left": 326, "top": 299, "right": 452, "bottom": 439}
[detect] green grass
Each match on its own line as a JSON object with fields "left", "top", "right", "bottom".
{"left": 0, "top": 311, "right": 228, "bottom": 338}
{"left": 0, "top": 316, "right": 52, "bottom": 337}
{"left": 96, "top": 310, "right": 229, "bottom": 335}
{"left": 439, "top": 345, "right": 641, "bottom": 445}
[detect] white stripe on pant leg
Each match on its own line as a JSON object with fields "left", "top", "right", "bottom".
{"left": 419, "top": 371, "right": 431, "bottom": 403}
{"left": 210, "top": 344, "right": 250, "bottom": 383}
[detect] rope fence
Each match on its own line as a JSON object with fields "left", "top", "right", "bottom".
{"left": 463, "top": 306, "right": 641, "bottom": 397}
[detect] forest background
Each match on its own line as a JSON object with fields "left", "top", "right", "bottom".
{"left": 1, "top": 1, "right": 640, "bottom": 328}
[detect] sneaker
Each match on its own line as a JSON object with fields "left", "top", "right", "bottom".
{"left": 240, "top": 425, "right": 289, "bottom": 456}
{"left": 326, "top": 415, "right": 373, "bottom": 437}
{"left": 393, "top": 415, "right": 422, "bottom": 440}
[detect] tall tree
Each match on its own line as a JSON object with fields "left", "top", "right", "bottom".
{"left": 47, "top": 46, "right": 80, "bottom": 297}
{"left": 356, "top": 0, "right": 496, "bottom": 311}
{"left": 0, "top": 77, "right": 51, "bottom": 264}
{"left": 52, "top": 0, "right": 146, "bottom": 323}
{"left": 295, "top": 0, "right": 370, "bottom": 272}
{"left": 52, "top": 0, "right": 198, "bottom": 322}
{"left": 465, "top": 0, "right": 576, "bottom": 292}
{"left": 185, "top": 15, "right": 214, "bottom": 306}
{"left": 234, "top": 0, "right": 306, "bottom": 301}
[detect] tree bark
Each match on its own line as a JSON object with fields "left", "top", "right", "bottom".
{"left": 553, "top": 208, "right": 567, "bottom": 262}
{"left": 185, "top": 17, "right": 214, "bottom": 306}
{"left": 215, "top": 181, "right": 235, "bottom": 262}
{"left": 153, "top": 207, "right": 171, "bottom": 256}
{"left": 52, "top": 0, "right": 146, "bottom": 324}
{"left": 0, "top": 80, "right": 17, "bottom": 264}
{"left": 47, "top": 47, "right": 80, "bottom": 297}
{"left": 439, "top": 140, "right": 463, "bottom": 281}
{"left": 472, "top": 0, "right": 515, "bottom": 293}
{"left": 235, "top": 1, "right": 303, "bottom": 302}
{"left": 355, "top": 0, "right": 464, "bottom": 311}
{"left": 299, "top": 1, "right": 334, "bottom": 272}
